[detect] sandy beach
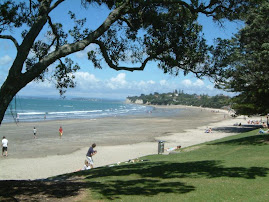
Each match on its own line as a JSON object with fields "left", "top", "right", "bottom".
{"left": 0, "top": 105, "right": 258, "bottom": 180}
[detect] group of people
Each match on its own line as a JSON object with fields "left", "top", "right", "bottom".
{"left": 248, "top": 116, "right": 269, "bottom": 128}
{"left": 248, "top": 120, "right": 261, "bottom": 125}
{"left": 77, "top": 143, "right": 97, "bottom": 171}
{"left": 3, "top": 127, "right": 97, "bottom": 173}
{"left": 32, "top": 126, "right": 63, "bottom": 139}
{"left": 31, "top": 126, "right": 98, "bottom": 172}
{"left": 2, "top": 125, "right": 64, "bottom": 158}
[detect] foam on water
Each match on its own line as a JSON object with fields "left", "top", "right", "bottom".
{"left": 4, "top": 97, "right": 152, "bottom": 123}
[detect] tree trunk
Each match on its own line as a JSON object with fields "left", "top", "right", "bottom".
{"left": 0, "top": 74, "right": 26, "bottom": 124}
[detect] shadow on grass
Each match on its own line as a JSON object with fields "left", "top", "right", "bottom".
{"left": 1, "top": 160, "right": 268, "bottom": 200}
{"left": 0, "top": 179, "right": 85, "bottom": 201}
{"left": 86, "top": 179, "right": 195, "bottom": 200}
{"left": 78, "top": 160, "right": 268, "bottom": 180}
{"left": 210, "top": 134, "right": 269, "bottom": 146}
{"left": 212, "top": 124, "right": 260, "bottom": 134}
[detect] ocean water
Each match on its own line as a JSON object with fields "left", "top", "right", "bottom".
{"left": 3, "top": 97, "right": 153, "bottom": 123}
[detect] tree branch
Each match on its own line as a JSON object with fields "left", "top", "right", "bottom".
{"left": 21, "top": 0, "right": 129, "bottom": 83}
{"left": 29, "top": 0, "right": 32, "bottom": 14}
{"left": 93, "top": 39, "right": 151, "bottom": 72}
{"left": 10, "top": 0, "right": 52, "bottom": 77}
{"left": 47, "top": 16, "right": 60, "bottom": 49}
{"left": 0, "top": 35, "right": 19, "bottom": 50}
{"left": 49, "top": 0, "right": 65, "bottom": 12}
{"left": 119, "top": 17, "right": 135, "bottom": 29}
{"left": 138, "top": 0, "right": 241, "bottom": 16}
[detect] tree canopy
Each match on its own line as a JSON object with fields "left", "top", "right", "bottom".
{"left": 0, "top": 0, "right": 262, "bottom": 124}
{"left": 212, "top": 1, "right": 269, "bottom": 115}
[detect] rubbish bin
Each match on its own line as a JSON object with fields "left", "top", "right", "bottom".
{"left": 158, "top": 141, "right": 164, "bottom": 154}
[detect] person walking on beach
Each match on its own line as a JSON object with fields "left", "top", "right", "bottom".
{"left": 33, "top": 127, "right": 37, "bottom": 139}
{"left": 2, "top": 136, "right": 8, "bottom": 157}
{"left": 86, "top": 143, "right": 97, "bottom": 169}
{"left": 16, "top": 113, "right": 19, "bottom": 123}
{"left": 59, "top": 126, "right": 63, "bottom": 139}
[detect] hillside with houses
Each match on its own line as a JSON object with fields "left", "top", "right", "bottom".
{"left": 127, "top": 90, "right": 231, "bottom": 109}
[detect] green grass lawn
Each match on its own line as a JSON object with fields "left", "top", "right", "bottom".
{"left": 74, "top": 129, "right": 269, "bottom": 201}
{"left": 1, "top": 129, "right": 269, "bottom": 201}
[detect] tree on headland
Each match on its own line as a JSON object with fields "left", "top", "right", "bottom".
{"left": 212, "top": 1, "right": 269, "bottom": 115}
{"left": 127, "top": 92, "right": 231, "bottom": 108}
{"left": 0, "top": 0, "right": 262, "bottom": 124}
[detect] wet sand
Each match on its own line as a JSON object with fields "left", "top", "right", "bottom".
{"left": 0, "top": 106, "right": 225, "bottom": 158}
{"left": 0, "top": 105, "right": 245, "bottom": 180}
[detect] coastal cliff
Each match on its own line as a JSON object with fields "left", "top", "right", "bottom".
{"left": 126, "top": 98, "right": 144, "bottom": 104}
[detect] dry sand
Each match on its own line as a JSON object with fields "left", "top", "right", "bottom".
{"left": 0, "top": 105, "right": 259, "bottom": 180}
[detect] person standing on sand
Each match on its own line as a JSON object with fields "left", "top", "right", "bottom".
{"left": 2, "top": 136, "right": 8, "bottom": 156}
{"left": 16, "top": 113, "right": 19, "bottom": 123}
{"left": 86, "top": 143, "right": 97, "bottom": 169}
{"left": 59, "top": 126, "right": 63, "bottom": 139}
{"left": 33, "top": 127, "right": 37, "bottom": 139}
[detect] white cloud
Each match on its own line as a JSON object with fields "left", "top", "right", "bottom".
{"left": 110, "top": 73, "right": 126, "bottom": 85}
{"left": 74, "top": 72, "right": 100, "bottom": 90}
{"left": 0, "top": 55, "right": 12, "bottom": 65}
{"left": 206, "top": 84, "right": 214, "bottom": 90}
{"left": 193, "top": 79, "right": 204, "bottom": 87}
{"left": 138, "top": 81, "right": 146, "bottom": 86}
{"left": 181, "top": 79, "right": 192, "bottom": 86}
{"left": 181, "top": 79, "right": 204, "bottom": 87}
{"left": 16, "top": 70, "right": 231, "bottom": 99}
{"left": 106, "top": 73, "right": 127, "bottom": 89}
{"left": 134, "top": 80, "right": 156, "bottom": 93}
{"left": 137, "top": 80, "right": 155, "bottom": 87}
{"left": 178, "top": 78, "right": 232, "bottom": 96}
{"left": 75, "top": 72, "right": 99, "bottom": 82}
{"left": 148, "top": 80, "right": 155, "bottom": 84}
{"left": 160, "top": 80, "right": 167, "bottom": 86}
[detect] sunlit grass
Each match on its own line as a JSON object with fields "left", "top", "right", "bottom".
{"left": 66, "top": 128, "right": 269, "bottom": 201}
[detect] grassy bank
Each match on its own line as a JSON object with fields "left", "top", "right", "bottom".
{"left": 1, "top": 128, "right": 269, "bottom": 201}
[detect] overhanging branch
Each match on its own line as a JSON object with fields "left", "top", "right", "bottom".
{"left": 49, "top": 0, "right": 65, "bottom": 12}
{"left": 137, "top": 0, "right": 240, "bottom": 16}
{"left": 21, "top": 1, "right": 129, "bottom": 83}
{"left": 0, "top": 35, "right": 19, "bottom": 50}
{"left": 93, "top": 40, "right": 151, "bottom": 72}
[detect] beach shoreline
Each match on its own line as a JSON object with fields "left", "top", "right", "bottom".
{"left": 0, "top": 105, "right": 256, "bottom": 180}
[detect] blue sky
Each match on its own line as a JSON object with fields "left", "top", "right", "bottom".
{"left": 0, "top": 1, "right": 243, "bottom": 99}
